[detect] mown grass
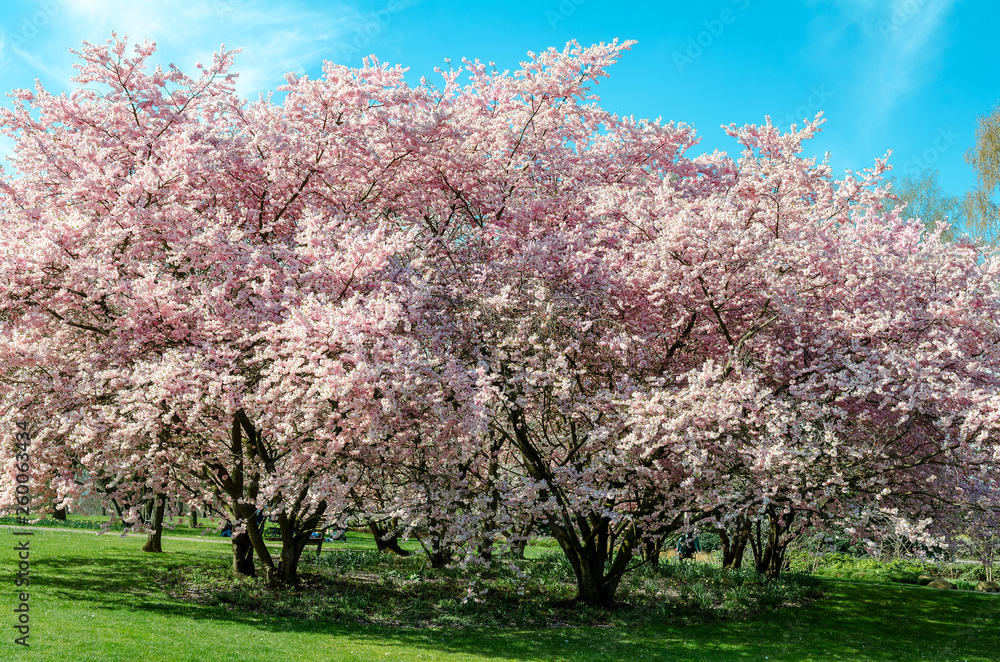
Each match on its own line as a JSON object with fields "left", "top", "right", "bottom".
{"left": 1, "top": 528, "right": 998, "bottom": 661}
{"left": 2, "top": 514, "right": 425, "bottom": 553}
{"left": 0, "top": 513, "right": 228, "bottom": 537}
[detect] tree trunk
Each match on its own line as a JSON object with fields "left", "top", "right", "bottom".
{"left": 548, "top": 514, "right": 638, "bottom": 607}
{"left": 717, "top": 514, "right": 751, "bottom": 569}
{"left": 640, "top": 536, "right": 663, "bottom": 567}
{"left": 270, "top": 526, "right": 306, "bottom": 586}
{"left": 270, "top": 531, "right": 308, "bottom": 585}
{"left": 142, "top": 493, "right": 167, "bottom": 553}
{"left": 257, "top": 505, "right": 327, "bottom": 586}
{"left": 189, "top": 509, "right": 198, "bottom": 528}
{"left": 478, "top": 506, "right": 496, "bottom": 563}
{"left": 508, "top": 517, "right": 535, "bottom": 559}
{"left": 477, "top": 537, "right": 494, "bottom": 563}
{"left": 419, "top": 522, "right": 454, "bottom": 569}
{"left": 53, "top": 505, "right": 67, "bottom": 521}
{"left": 369, "top": 522, "right": 411, "bottom": 556}
{"left": 478, "top": 438, "right": 503, "bottom": 563}
{"left": 427, "top": 545, "right": 454, "bottom": 569}
{"left": 231, "top": 532, "right": 256, "bottom": 577}
{"left": 233, "top": 502, "right": 269, "bottom": 578}
{"left": 760, "top": 538, "right": 790, "bottom": 579}
{"left": 750, "top": 507, "right": 795, "bottom": 579}
{"left": 506, "top": 406, "right": 642, "bottom": 606}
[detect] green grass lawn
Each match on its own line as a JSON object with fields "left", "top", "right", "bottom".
{"left": 1, "top": 528, "right": 998, "bottom": 661}
{"left": 7, "top": 514, "right": 426, "bottom": 553}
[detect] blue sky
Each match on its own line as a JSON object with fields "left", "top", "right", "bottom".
{"left": 0, "top": 0, "right": 996, "bottom": 202}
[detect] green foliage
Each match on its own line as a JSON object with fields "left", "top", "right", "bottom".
{"left": 697, "top": 530, "right": 722, "bottom": 552}
{"left": 889, "top": 169, "right": 963, "bottom": 241}
{"left": 966, "top": 103, "right": 1000, "bottom": 241}
{"left": 643, "top": 562, "right": 820, "bottom": 619}
{"left": 787, "top": 550, "right": 989, "bottom": 584}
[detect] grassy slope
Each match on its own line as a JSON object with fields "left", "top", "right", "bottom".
{"left": 0, "top": 529, "right": 997, "bottom": 661}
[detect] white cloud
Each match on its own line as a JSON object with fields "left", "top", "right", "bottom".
{"left": 868, "top": 0, "right": 956, "bottom": 114}
{"left": 804, "top": 0, "right": 956, "bottom": 139}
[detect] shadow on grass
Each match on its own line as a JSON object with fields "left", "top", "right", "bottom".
{"left": 29, "top": 551, "right": 1000, "bottom": 662}
{"left": 34, "top": 550, "right": 226, "bottom": 616}
{"left": 744, "top": 579, "right": 1000, "bottom": 660}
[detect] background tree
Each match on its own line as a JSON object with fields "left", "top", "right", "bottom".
{"left": 966, "top": 103, "right": 1000, "bottom": 242}
{"left": 888, "top": 168, "right": 962, "bottom": 241}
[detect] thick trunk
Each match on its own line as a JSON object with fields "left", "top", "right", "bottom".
{"left": 506, "top": 406, "right": 640, "bottom": 606}
{"left": 419, "top": 523, "right": 454, "bottom": 568}
{"left": 478, "top": 446, "right": 503, "bottom": 563}
{"left": 227, "top": 501, "right": 272, "bottom": 579}
{"left": 567, "top": 544, "right": 629, "bottom": 607}
{"left": 231, "top": 532, "right": 256, "bottom": 577}
{"left": 478, "top": 510, "right": 496, "bottom": 562}
{"left": 640, "top": 536, "right": 663, "bottom": 566}
{"left": 189, "top": 509, "right": 198, "bottom": 528}
{"left": 369, "top": 522, "right": 411, "bottom": 556}
{"left": 263, "top": 506, "right": 327, "bottom": 586}
{"left": 52, "top": 505, "right": 67, "bottom": 521}
{"left": 274, "top": 535, "right": 308, "bottom": 585}
{"left": 477, "top": 537, "right": 494, "bottom": 563}
{"left": 142, "top": 493, "right": 167, "bottom": 553}
{"left": 723, "top": 534, "right": 749, "bottom": 570}
{"left": 760, "top": 540, "right": 789, "bottom": 579}
{"left": 718, "top": 514, "right": 751, "bottom": 569}
{"left": 227, "top": 502, "right": 324, "bottom": 587}
{"left": 548, "top": 514, "right": 638, "bottom": 607}
{"left": 415, "top": 503, "right": 455, "bottom": 569}
{"left": 573, "top": 562, "right": 622, "bottom": 606}
{"left": 750, "top": 508, "right": 795, "bottom": 579}
{"left": 427, "top": 546, "right": 454, "bottom": 569}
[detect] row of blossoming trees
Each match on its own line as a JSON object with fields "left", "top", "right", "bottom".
{"left": 2, "top": 36, "right": 999, "bottom": 606}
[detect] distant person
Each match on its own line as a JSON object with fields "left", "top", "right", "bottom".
{"left": 677, "top": 532, "right": 700, "bottom": 560}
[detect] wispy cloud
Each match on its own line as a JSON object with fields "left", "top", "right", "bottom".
{"left": 4, "top": 33, "right": 64, "bottom": 81}
{"left": 867, "top": 0, "right": 956, "bottom": 115}
{"left": 802, "top": 0, "right": 956, "bottom": 146}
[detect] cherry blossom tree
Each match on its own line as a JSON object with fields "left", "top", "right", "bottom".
{"left": 618, "top": 118, "right": 1000, "bottom": 579}
{"left": 0, "top": 35, "right": 351, "bottom": 583}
